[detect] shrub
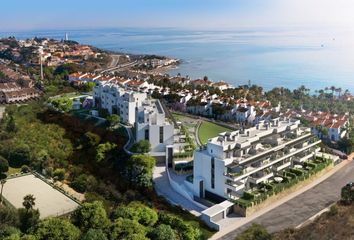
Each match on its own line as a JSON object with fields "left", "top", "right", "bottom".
{"left": 0, "top": 156, "right": 9, "bottom": 175}
{"left": 284, "top": 171, "right": 296, "bottom": 179}
{"left": 53, "top": 168, "right": 65, "bottom": 181}
{"left": 98, "top": 109, "right": 109, "bottom": 118}
{"left": 45, "top": 167, "right": 53, "bottom": 177}
{"left": 112, "top": 202, "right": 158, "bottom": 227}
{"left": 158, "top": 212, "right": 200, "bottom": 240}
{"left": 173, "top": 152, "right": 193, "bottom": 159}
{"left": 70, "top": 174, "right": 98, "bottom": 193}
{"left": 235, "top": 223, "right": 272, "bottom": 240}
{"left": 289, "top": 168, "right": 303, "bottom": 176}
{"left": 125, "top": 154, "right": 155, "bottom": 189}
{"left": 130, "top": 140, "right": 151, "bottom": 153}
{"left": 50, "top": 97, "right": 73, "bottom": 112}
{"left": 235, "top": 198, "right": 252, "bottom": 208}
{"left": 174, "top": 162, "right": 193, "bottom": 172}
{"left": 110, "top": 218, "right": 146, "bottom": 240}
{"left": 328, "top": 205, "right": 338, "bottom": 216}
{"left": 148, "top": 224, "right": 177, "bottom": 240}
{"left": 21, "top": 165, "right": 30, "bottom": 173}
{"left": 242, "top": 192, "right": 255, "bottom": 201}
{"left": 304, "top": 161, "right": 316, "bottom": 169}
{"left": 70, "top": 174, "right": 87, "bottom": 193}
{"left": 71, "top": 201, "right": 110, "bottom": 231}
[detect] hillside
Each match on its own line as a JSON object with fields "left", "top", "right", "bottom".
{"left": 273, "top": 203, "right": 354, "bottom": 240}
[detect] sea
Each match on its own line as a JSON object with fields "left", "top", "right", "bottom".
{"left": 1, "top": 27, "right": 354, "bottom": 93}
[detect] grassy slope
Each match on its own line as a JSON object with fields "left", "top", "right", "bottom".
{"left": 198, "top": 121, "right": 232, "bottom": 144}
{"left": 2, "top": 103, "right": 215, "bottom": 239}
{"left": 6, "top": 167, "right": 21, "bottom": 176}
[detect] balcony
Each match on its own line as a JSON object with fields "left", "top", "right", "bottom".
{"left": 225, "top": 181, "right": 246, "bottom": 192}
{"left": 273, "top": 161, "right": 291, "bottom": 171}
{"left": 227, "top": 139, "right": 321, "bottom": 182}
{"left": 249, "top": 172, "right": 274, "bottom": 184}
{"left": 236, "top": 132, "right": 312, "bottom": 165}
{"left": 294, "top": 152, "right": 314, "bottom": 163}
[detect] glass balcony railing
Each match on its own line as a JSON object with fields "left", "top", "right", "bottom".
{"left": 225, "top": 138, "right": 321, "bottom": 180}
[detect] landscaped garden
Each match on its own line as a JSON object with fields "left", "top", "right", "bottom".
{"left": 198, "top": 121, "right": 233, "bottom": 144}
{"left": 234, "top": 155, "right": 333, "bottom": 209}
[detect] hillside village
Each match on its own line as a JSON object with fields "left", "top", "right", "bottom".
{"left": 67, "top": 70, "right": 351, "bottom": 145}
{"left": 0, "top": 35, "right": 354, "bottom": 240}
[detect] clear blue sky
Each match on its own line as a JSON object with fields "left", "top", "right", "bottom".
{"left": 2, "top": 0, "right": 354, "bottom": 31}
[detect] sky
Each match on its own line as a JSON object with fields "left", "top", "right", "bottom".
{"left": 2, "top": 0, "right": 354, "bottom": 31}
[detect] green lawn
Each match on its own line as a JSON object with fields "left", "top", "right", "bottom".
{"left": 6, "top": 167, "right": 21, "bottom": 177}
{"left": 198, "top": 121, "right": 232, "bottom": 144}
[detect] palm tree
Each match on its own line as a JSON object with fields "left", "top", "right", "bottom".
{"left": 324, "top": 87, "right": 329, "bottom": 93}
{"left": 318, "top": 89, "right": 325, "bottom": 99}
{"left": 23, "top": 194, "right": 36, "bottom": 210}
{"left": 0, "top": 179, "right": 6, "bottom": 205}
{"left": 337, "top": 87, "right": 342, "bottom": 98}
{"left": 330, "top": 86, "right": 336, "bottom": 98}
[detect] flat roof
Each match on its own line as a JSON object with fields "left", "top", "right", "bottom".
{"left": 208, "top": 118, "right": 300, "bottom": 147}
{"left": 202, "top": 200, "right": 234, "bottom": 217}
{"left": 2, "top": 174, "right": 79, "bottom": 218}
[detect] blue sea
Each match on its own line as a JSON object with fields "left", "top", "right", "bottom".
{"left": 2, "top": 27, "right": 354, "bottom": 93}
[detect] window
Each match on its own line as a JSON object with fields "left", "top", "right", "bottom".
{"left": 211, "top": 157, "right": 215, "bottom": 189}
{"left": 159, "top": 127, "right": 164, "bottom": 143}
{"left": 145, "top": 129, "right": 149, "bottom": 140}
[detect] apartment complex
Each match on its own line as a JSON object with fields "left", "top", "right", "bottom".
{"left": 93, "top": 81, "right": 147, "bottom": 125}
{"left": 282, "top": 109, "right": 349, "bottom": 142}
{"left": 192, "top": 117, "right": 323, "bottom": 201}
{"left": 135, "top": 99, "right": 174, "bottom": 154}
{"left": 0, "top": 82, "right": 39, "bottom": 103}
{"left": 68, "top": 72, "right": 150, "bottom": 90}
{"left": 93, "top": 79, "right": 175, "bottom": 157}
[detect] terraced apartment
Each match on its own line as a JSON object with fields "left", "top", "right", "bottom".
{"left": 192, "top": 117, "right": 326, "bottom": 201}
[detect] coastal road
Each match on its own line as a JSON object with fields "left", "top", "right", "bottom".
{"left": 153, "top": 164, "right": 204, "bottom": 216}
{"left": 108, "top": 54, "right": 120, "bottom": 68}
{"left": 100, "top": 61, "right": 137, "bottom": 74}
{"left": 218, "top": 159, "right": 354, "bottom": 239}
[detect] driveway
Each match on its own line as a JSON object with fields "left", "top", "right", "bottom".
{"left": 153, "top": 164, "right": 204, "bottom": 216}
{"left": 219, "top": 160, "right": 354, "bottom": 239}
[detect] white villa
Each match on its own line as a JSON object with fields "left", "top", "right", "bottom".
{"left": 93, "top": 79, "right": 175, "bottom": 159}
{"left": 93, "top": 81, "right": 146, "bottom": 125}
{"left": 135, "top": 99, "right": 174, "bottom": 156}
{"left": 192, "top": 117, "right": 331, "bottom": 201}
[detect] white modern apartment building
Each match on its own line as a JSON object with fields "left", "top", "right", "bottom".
{"left": 93, "top": 81, "right": 147, "bottom": 125}
{"left": 135, "top": 99, "right": 174, "bottom": 154}
{"left": 192, "top": 117, "right": 323, "bottom": 201}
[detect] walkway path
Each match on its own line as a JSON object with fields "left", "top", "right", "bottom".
{"left": 0, "top": 106, "right": 5, "bottom": 119}
{"left": 213, "top": 157, "right": 354, "bottom": 239}
{"left": 120, "top": 124, "right": 134, "bottom": 155}
{"left": 153, "top": 164, "right": 204, "bottom": 216}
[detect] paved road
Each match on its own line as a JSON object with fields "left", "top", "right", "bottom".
{"left": 153, "top": 164, "right": 204, "bottom": 216}
{"left": 101, "top": 61, "right": 137, "bottom": 73}
{"left": 219, "top": 160, "right": 354, "bottom": 239}
{"left": 108, "top": 54, "right": 120, "bottom": 68}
